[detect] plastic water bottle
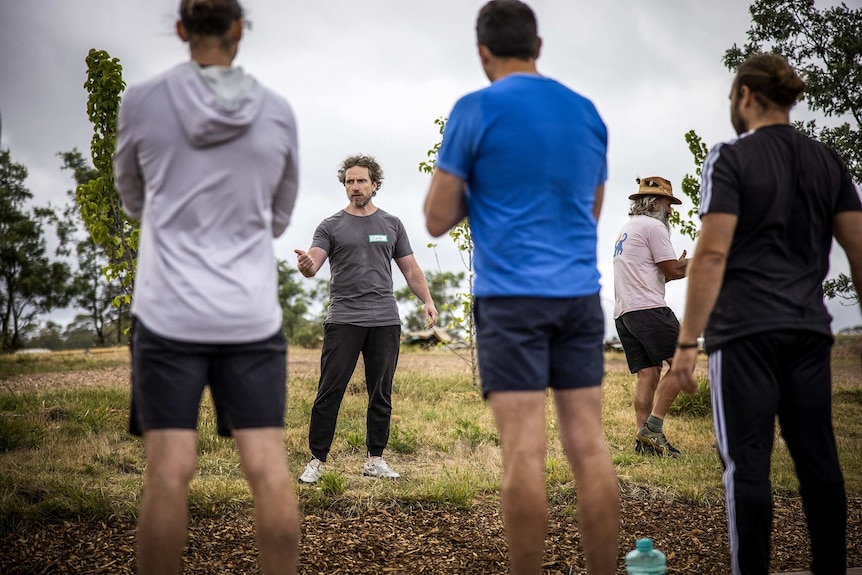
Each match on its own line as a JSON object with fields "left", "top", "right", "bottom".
{"left": 625, "top": 538, "right": 666, "bottom": 575}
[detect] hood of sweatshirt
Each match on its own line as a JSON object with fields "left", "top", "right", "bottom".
{"left": 165, "top": 61, "right": 264, "bottom": 148}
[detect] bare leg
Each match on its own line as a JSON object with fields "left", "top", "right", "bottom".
{"left": 137, "top": 429, "right": 198, "bottom": 575}
{"left": 554, "top": 387, "right": 620, "bottom": 575}
{"left": 633, "top": 366, "right": 661, "bottom": 429}
{"left": 235, "top": 428, "right": 300, "bottom": 575}
{"left": 651, "top": 360, "right": 685, "bottom": 420}
{"left": 488, "top": 391, "right": 548, "bottom": 575}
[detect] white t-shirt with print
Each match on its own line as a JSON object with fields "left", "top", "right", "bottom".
{"left": 612, "top": 215, "right": 678, "bottom": 319}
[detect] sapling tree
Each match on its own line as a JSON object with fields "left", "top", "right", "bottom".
{"left": 77, "top": 49, "right": 138, "bottom": 309}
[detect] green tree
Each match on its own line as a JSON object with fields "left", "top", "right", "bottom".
{"left": 60, "top": 149, "right": 127, "bottom": 346}
{"left": 276, "top": 260, "right": 311, "bottom": 339}
{"left": 287, "top": 273, "right": 328, "bottom": 349}
{"left": 724, "top": 0, "right": 861, "bottom": 302}
{"left": 0, "top": 150, "right": 73, "bottom": 352}
{"left": 77, "top": 49, "right": 138, "bottom": 307}
{"left": 668, "top": 130, "right": 709, "bottom": 242}
{"left": 62, "top": 314, "right": 102, "bottom": 350}
{"left": 420, "top": 118, "right": 478, "bottom": 387}
{"left": 21, "top": 321, "right": 65, "bottom": 351}
{"left": 395, "top": 270, "right": 466, "bottom": 332}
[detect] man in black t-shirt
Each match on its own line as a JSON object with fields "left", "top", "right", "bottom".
{"left": 668, "top": 53, "right": 862, "bottom": 575}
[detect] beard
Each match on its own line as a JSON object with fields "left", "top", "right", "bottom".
{"left": 646, "top": 205, "right": 670, "bottom": 231}
{"left": 730, "top": 97, "right": 748, "bottom": 135}
{"left": 731, "top": 112, "right": 747, "bottom": 136}
{"left": 351, "top": 196, "right": 372, "bottom": 208}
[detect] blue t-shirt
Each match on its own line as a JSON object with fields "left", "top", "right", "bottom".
{"left": 436, "top": 73, "right": 607, "bottom": 298}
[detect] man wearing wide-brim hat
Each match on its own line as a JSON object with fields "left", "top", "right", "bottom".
{"left": 613, "top": 176, "right": 689, "bottom": 457}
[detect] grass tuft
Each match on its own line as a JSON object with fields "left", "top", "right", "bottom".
{"left": 389, "top": 424, "right": 418, "bottom": 454}
{"left": 0, "top": 414, "right": 44, "bottom": 451}
{"left": 667, "top": 375, "right": 711, "bottom": 418}
{"left": 318, "top": 471, "right": 348, "bottom": 497}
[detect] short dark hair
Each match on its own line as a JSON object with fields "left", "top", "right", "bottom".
{"left": 337, "top": 155, "right": 384, "bottom": 190}
{"left": 476, "top": 0, "right": 539, "bottom": 60}
{"left": 734, "top": 53, "right": 806, "bottom": 110}
{"left": 179, "top": 0, "right": 243, "bottom": 36}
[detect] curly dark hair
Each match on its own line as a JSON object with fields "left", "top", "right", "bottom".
{"left": 337, "top": 155, "right": 384, "bottom": 190}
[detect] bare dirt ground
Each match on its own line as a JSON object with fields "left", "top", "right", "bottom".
{"left": 1, "top": 348, "right": 860, "bottom": 574}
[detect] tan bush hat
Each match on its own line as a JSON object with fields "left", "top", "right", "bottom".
{"left": 629, "top": 176, "right": 682, "bottom": 205}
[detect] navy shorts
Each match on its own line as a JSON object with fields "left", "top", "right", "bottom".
{"left": 129, "top": 320, "right": 287, "bottom": 437}
{"left": 614, "top": 307, "right": 679, "bottom": 373}
{"left": 473, "top": 294, "right": 605, "bottom": 398}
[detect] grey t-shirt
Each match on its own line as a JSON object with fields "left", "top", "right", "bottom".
{"left": 312, "top": 209, "right": 413, "bottom": 327}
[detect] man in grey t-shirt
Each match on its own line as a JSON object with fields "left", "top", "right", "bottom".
{"left": 295, "top": 154, "right": 438, "bottom": 483}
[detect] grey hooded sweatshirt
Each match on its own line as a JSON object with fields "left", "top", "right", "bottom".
{"left": 114, "top": 61, "right": 298, "bottom": 343}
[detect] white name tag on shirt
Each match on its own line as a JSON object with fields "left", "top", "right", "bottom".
{"left": 368, "top": 234, "right": 388, "bottom": 243}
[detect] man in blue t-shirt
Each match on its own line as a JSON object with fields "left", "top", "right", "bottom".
{"left": 423, "top": 1, "right": 619, "bottom": 573}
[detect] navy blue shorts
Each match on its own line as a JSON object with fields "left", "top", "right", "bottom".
{"left": 474, "top": 294, "right": 605, "bottom": 398}
{"left": 129, "top": 320, "right": 287, "bottom": 437}
{"left": 615, "top": 307, "right": 679, "bottom": 373}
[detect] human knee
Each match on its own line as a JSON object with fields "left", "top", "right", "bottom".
{"left": 244, "top": 461, "right": 292, "bottom": 494}
{"left": 561, "top": 428, "right": 609, "bottom": 465}
{"left": 501, "top": 447, "right": 545, "bottom": 489}
{"left": 635, "top": 368, "right": 660, "bottom": 391}
{"left": 145, "top": 457, "right": 197, "bottom": 491}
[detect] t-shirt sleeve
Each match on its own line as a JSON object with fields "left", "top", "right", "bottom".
{"left": 700, "top": 142, "right": 741, "bottom": 217}
{"left": 834, "top": 156, "right": 862, "bottom": 213}
{"left": 310, "top": 220, "right": 331, "bottom": 254}
{"left": 592, "top": 104, "right": 609, "bottom": 187}
{"left": 646, "top": 222, "right": 678, "bottom": 263}
{"left": 393, "top": 217, "right": 413, "bottom": 259}
{"left": 436, "top": 94, "right": 482, "bottom": 181}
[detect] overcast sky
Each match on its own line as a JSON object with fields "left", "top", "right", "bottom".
{"left": 1, "top": 0, "right": 860, "bottom": 336}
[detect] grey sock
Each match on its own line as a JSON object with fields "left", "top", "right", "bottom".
{"left": 646, "top": 415, "right": 664, "bottom": 433}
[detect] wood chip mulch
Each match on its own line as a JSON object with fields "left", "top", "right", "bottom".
{"left": 2, "top": 493, "right": 859, "bottom": 574}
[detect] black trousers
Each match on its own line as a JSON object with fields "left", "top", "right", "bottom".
{"left": 709, "top": 331, "right": 846, "bottom": 575}
{"left": 308, "top": 323, "right": 401, "bottom": 462}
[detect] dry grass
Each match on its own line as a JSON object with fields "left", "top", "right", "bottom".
{"left": 1, "top": 337, "right": 860, "bottom": 528}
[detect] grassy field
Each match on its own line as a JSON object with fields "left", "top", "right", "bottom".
{"left": 1, "top": 337, "right": 860, "bottom": 531}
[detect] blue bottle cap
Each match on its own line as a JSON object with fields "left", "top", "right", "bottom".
{"left": 636, "top": 538, "right": 654, "bottom": 552}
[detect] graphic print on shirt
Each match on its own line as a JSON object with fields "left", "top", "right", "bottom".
{"left": 614, "top": 233, "right": 628, "bottom": 257}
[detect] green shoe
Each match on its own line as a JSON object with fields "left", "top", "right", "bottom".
{"left": 637, "top": 426, "right": 682, "bottom": 457}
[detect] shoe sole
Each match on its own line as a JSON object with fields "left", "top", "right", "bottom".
{"left": 363, "top": 472, "right": 400, "bottom": 479}
{"left": 636, "top": 432, "right": 682, "bottom": 458}
{"left": 635, "top": 439, "right": 659, "bottom": 456}
{"left": 298, "top": 470, "right": 324, "bottom": 484}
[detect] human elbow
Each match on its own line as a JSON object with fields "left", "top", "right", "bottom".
{"left": 425, "top": 212, "right": 450, "bottom": 238}
{"left": 696, "top": 250, "right": 727, "bottom": 269}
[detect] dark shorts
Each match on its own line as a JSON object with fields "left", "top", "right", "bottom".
{"left": 129, "top": 320, "right": 287, "bottom": 437}
{"left": 474, "top": 294, "right": 604, "bottom": 398}
{"left": 615, "top": 307, "right": 679, "bottom": 373}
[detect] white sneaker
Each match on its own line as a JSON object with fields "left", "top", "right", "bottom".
{"left": 299, "top": 458, "right": 325, "bottom": 484}
{"left": 363, "top": 457, "right": 400, "bottom": 479}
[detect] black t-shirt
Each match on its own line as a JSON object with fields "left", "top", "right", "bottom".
{"left": 699, "top": 124, "right": 862, "bottom": 351}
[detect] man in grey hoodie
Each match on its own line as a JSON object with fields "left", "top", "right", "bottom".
{"left": 113, "top": 1, "right": 300, "bottom": 573}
